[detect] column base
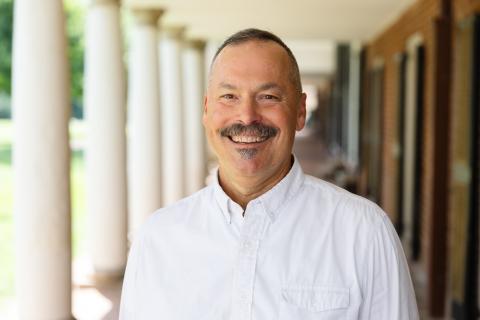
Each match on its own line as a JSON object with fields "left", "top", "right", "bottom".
{"left": 73, "top": 266, "right": 124, "bottom": 288}
{"left": 91, "top": 269, "right": 124, "bottom": 286}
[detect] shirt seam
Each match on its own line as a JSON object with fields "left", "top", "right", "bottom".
{"left": 358, "top": 206, "right": 385, "bottom": 299}
{"left": 269, "top": 175, "right": 306, "bottom": 222}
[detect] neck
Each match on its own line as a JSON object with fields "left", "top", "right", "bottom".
{"left": 218, "top": 157, "right": 293, "bottom": 210}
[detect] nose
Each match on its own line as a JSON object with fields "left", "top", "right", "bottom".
{"left": 237, "top": 96, "right": 262, "bottom": 125}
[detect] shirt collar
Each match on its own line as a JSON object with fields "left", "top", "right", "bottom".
{"left": 213, "top": 155, "right": 305, "bottom": 223}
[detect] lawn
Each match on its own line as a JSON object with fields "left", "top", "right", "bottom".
{"left": 0, "top": 119, "right": 87, "bottom": 307}
{"left": 0, "top": 119, "right": 14, "bottom": 300}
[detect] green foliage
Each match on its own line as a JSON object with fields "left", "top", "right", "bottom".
{"left": 65, "top": 0, "right": 85, "bottom": 115}
{"left": 0, "top": 0, "right": 85, "bottom": 118}
{"left": 0, "top": 0, "right": 13, "bottom": 95}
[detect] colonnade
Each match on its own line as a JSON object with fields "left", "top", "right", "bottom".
{"left": 127, "top": 8, "right": 164, "bottom": 239}
{"left": 12, "top": 0, "right": 208, "bottom": 317}
{"left": 12, "top": 0, "right": 72, "bottom": 318}
{"left": 84, "top": 0, "right": 128, "bottom": 279}
{"left": 159, "top": 26, "right": 186, "bottom": 205}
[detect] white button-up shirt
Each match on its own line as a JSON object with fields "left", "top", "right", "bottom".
{"left": 120, "top": 159, "right": 419, "bottom": 319}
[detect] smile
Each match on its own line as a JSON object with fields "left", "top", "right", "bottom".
{"left": 219, "top": 123, "right": 278, "bottom": 145}
{"left": 228, "top": 135, "right": 270, "bottom": 144}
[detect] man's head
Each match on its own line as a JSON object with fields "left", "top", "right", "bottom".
{"left": 203, "top": 28, "right": 306, "bottom": 183}
{"left": 211, "top": 29, "right": 303, "bottom": 95}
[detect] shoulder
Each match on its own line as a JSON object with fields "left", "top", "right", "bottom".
{"left": 299, "top": 175, "right": 402, "bottom": 258}
{"left": 301, "top": 174, "right": 387, "bottom": 230}
{"left": 139, "top": 185, "right": 214, "bottom": 236}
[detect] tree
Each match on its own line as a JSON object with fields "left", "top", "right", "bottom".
{"left": 0, "top": 0, "right": 13, "bottom": 96}
{"left": 0, "top": 0, "right": 85, "bottom": 118}
{"left": 65, "top": 0, "right": 85, "bottom": 119}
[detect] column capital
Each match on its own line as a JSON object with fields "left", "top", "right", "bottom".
{"left": 184, "top": 38, "right": 206, "bottom": 51}
{"left": 160, "top": 25, "right": 186, "bottom": 39}
{"left": 131, "top": 8, "right": 163, "bottom": 25}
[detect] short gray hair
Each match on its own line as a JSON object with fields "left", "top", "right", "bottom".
{"left": 211, "top": 28, "right": 302, "bottom": 94}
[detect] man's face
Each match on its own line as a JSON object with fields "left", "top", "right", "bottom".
{"left": 203, "top": 40, "right": 306, "bottom": 180}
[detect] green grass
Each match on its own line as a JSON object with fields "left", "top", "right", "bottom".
{"left": 71, "top": 148, "right": 86, "bottom": 260}
{"left": 0, "top": 119, "right": 13, "bottom": 300}
{"left": 0, "top": 119, "right": 87, "bottom": 304}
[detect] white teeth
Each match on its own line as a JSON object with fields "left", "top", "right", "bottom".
{"left": 230, "top": 135, "right": 268, "bottom": 143}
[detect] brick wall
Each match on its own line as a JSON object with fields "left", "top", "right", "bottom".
{"left": 364, "top": 0, "right": 480, "bottom": 316}
{"left": 365, "top": 0, "right": 440, "bottom": 269}
{"left": 449, "top": 1, "right": 480, "bottom": 317}
{"left": 364, "top": 0, "right": 443, "bottom": 315}
{"left": 454, "top": 0, "right": 480, "bottom": 21}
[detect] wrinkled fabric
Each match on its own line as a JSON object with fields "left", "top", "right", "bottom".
{"left": 120, "top": 158, "right": 419, "bottom": 320}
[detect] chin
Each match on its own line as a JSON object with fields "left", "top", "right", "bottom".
{"left": 231, "top": 155, "right": 270, "bottom": 177}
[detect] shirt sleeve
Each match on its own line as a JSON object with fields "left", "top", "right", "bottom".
{"left": 359, "top": 212, "right": 419, "bottom": 320}
{"left": 119, "top": 230, "right": 145, "bottom": 320}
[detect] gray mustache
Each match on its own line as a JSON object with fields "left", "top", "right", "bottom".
{"left": 219, "top": 123, "right": 278, "bottom": 138}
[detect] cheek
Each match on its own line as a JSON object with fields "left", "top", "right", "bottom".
{"left": 263, "top": 109, "right": 292, "bottom": 130}
{"left": 204, "top": 111, "right": 230, "bottom": 144}
{"left": 210, "top": 108, "right": 234, "bottom": 130}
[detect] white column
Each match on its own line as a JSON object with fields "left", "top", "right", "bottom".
{"left": 182, "top": 39, "right": 207, "bottom": 195}
{"left": 159, "top": 26, "right": 185, "bottom": 205}
{"left": 128, "top": 9, "right": 163, "bottom": 239}
{"left": 84, "top": 0, "right": 127, "bottom": 278}
{"left": 12, "top": 0, "right": 72, "bottom": 318}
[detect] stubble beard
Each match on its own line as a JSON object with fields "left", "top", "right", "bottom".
{"left": 236, "top": 148, "right": 258, "bottom": 160}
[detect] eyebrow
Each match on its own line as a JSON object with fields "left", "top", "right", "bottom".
{"left": 218, "top": 82, "right": 237, "bottom": 90}
{"left": 218, "top": 82, "right": 283, "bottom": 92}
{"left": 256, "top": 82, "right": 283, "bottom": 92}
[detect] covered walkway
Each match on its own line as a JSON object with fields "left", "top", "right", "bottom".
{"left": 6, "top": 0, "right": 480, "bottom": 319}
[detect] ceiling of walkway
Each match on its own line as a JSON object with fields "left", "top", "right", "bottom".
{"left": 126, "top": 0, "right": 416, "bottom": 42}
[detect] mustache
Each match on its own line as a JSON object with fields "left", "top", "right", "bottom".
{"left": 219, "top": 123, "right": 278, "bottom": 138}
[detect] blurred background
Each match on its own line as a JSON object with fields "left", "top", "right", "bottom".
{"left": 0, "top": 0, "right": 479, "bottom": 319}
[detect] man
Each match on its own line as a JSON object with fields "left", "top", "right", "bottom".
{"left": 120, "top": 28, "right": 419, "bottom": 319}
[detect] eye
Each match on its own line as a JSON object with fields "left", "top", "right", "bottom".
{"left": 260, "top": 94, "right": 280, "bottom": 101}
{"left": 220, "top": 94, "right": 236, "bottom": 100}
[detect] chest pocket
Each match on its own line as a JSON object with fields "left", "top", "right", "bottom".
{"left": 279, "top": 286, "right": 349, "bottom": 320}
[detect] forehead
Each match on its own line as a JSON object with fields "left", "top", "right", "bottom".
{"left": 210, "top": 40, "right": 292, "bottom": 85}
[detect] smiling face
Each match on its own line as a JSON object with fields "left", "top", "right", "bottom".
{"left": 203, "top": 40, "right": 306, "bottom": 184}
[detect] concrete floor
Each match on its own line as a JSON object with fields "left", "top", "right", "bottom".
{"left": 72, "top": 257, "right": 122, "bottom": 320}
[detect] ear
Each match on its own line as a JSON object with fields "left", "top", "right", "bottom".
{"left": 295, "top": 93, "right": 307, "bottom": 131}
{"left": 202, "top": 95, "right": 208, "bottom": 126}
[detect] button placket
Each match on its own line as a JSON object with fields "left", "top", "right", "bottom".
{"left": 231, "top": 204, "right": 269, "bottom": 320}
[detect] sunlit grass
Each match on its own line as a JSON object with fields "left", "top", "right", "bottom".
{"left": 0, "top": 119, "right": 13, "bottom": 300}
{"left": 70, "top": 119, "right": 87, "bottom": 259}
